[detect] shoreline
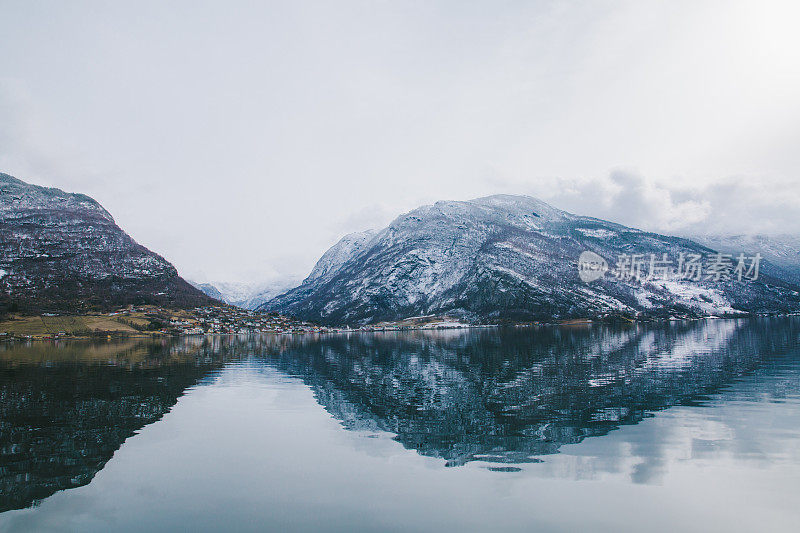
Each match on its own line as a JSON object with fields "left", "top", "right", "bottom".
{"left": 3, "top": 312, "right": 798, "bottom": 342}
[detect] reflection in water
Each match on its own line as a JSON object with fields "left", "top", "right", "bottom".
{"left": 1, "top": 318, "right": 799, "bottom": 513}
{"left": 269, "top": 318, "right": 799, "bottom": 467}
{"left": 0, "top": 337, "right": 234, "bottom": 512}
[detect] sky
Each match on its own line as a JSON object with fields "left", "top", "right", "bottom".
{"left": 1, "top": 0, "right": 799, "bottom": 284}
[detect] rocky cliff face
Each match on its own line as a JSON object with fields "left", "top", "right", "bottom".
{"left": 262, "top": 195, "right": 800, "bottom": 325}
{"left": 0, "top": 173, "right": 214, "bottom": 314}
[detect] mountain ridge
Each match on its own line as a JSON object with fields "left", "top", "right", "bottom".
{"left": 0, "top": 173, "right": 215, "bottom": 314}
{"left": 261, "top": 194, "right": 800, "bottom": 325}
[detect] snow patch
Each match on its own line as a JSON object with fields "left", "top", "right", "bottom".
{"left": 575, "top": 228, "right": 617, "bottom": 239}
{"left": 652, "top": 280, "right": 736, "bottom": 314}
{"left": 634, "top": 290, "right": 655, "bottom": 309}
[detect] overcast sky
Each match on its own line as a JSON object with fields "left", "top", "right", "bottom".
{"left": 2, "top": 0, "right": 799, "bottom": 284}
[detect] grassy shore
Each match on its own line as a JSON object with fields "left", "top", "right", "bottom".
{"left": 0, "top": 312, "right": 161, "bottom": 339}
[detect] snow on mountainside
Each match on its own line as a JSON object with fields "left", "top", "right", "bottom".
{"left": 191, "top": 231, "right": 375, "bottom": 309}
{"left": 306, "top": 230, "right": 376, "bottom": 282}
{"left": 689, "top": 234, "right": 800, "bottom": 284}
{"left": 191, "top": 278, "right": 303, "bottom": 309}
{"left": 0, "top": 173, "right": 215, "bottom": 313}
{"left": 261, "top": 194, "right": 800, "bottom": 325}
{"left": 189, "top": 281, "right": 226, "bottom": 301}
{"left": 240, "top": 278, "right": 303, "bottom": 309}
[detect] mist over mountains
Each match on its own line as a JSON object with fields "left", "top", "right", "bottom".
{"left": 189, "top": 278, "right": 303, "bottom": 310}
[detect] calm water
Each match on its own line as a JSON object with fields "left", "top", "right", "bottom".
{"left": 1, "top": 318, "right": 800, "bottom": 532}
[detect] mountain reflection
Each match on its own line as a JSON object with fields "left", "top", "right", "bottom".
{"left": 2, "top": 318, "right": 799, "bottom": 511}
{"left": 0, "top": 337, "right": 234, "bottom": 512}
{"left": 266, "top": 318, "right": 800, "bottom": 466}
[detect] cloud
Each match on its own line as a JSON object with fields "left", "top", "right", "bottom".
{"left": 3, "top": 2, "right": 800, "bottom": 284}
{"left": 500, "top": 170, "right": 800, "bottom": 238}
{"left": 0, "top": 79, "right": 99, "bottom": 192}
{"left": 0, "top": 79, "right": 45, "bottom": 177}
{"left": 331, "top": 203, "right": 398, "bottom": 236}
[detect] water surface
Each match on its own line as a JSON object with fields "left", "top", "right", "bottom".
{"left": 1, "top": 318, "right": 799, "bottom": 531}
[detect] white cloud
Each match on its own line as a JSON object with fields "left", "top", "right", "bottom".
{"left": 1, "top": 1, "right": 799, "bottom": 282}
{"left": 505, "top": 170, "right": 800, "bottom": 237}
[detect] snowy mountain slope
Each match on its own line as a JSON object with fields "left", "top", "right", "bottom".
{"left": 306, "top": 230, "right": 376, "bottom": 282}
{"left": 240, "top": 277, "right": 303, "bottom": 309}
{"left": 189, "top": 281, "right": 226, "bottom": 301}
{"left": 689, "top": 234, "right": 800, "bottom": 284}
{"left": 190, "top": 277, "right": 303, "bottom": 309}
{"left": 261, "top": 195, "right": 800, "bottom": 325}
{"left": 0, "top": 173, "right": 215, "bottom": 314}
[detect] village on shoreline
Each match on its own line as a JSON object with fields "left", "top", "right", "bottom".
{"left": 1, "top": 302, "right": 796, "bottom": 342}
{"left": 0, "top": 304, "right": 496, "bottom": 341}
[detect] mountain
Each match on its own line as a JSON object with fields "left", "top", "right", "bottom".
{"left": 189, "top": 281, "right": 226, "bottom": 301}
{"left": 689, "top": 234, "right": 800, "bottom": 284}
{"left": 189, "top": 277, "right": 302, "bottom": 309}
{"left": 239, "top": 278, "right": 303, "bottom": 309}
{"left": 305, "top": 230, "right": 376, "bottom": 283}
{"left": 0, "top": 173, "right": 215, "bottom": 314}
{"left": 261, "top": 195, "right": 800, "bottom": 325}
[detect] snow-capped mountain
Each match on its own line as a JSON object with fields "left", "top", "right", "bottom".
{"left": 239, "top": 278, "right": 303, "bottom": 309}
{"left": 0, "top": 173, "right": 214, "bottom": 314}
{"left": 190, "top": 277, "right": 303, "bottom": 309}
{"left": 261, "top": 195, "right": 800, "bottom": 325}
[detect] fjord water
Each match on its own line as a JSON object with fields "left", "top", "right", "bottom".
{"left": 1, "top": 319, "right": 800, "bottom": 532}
